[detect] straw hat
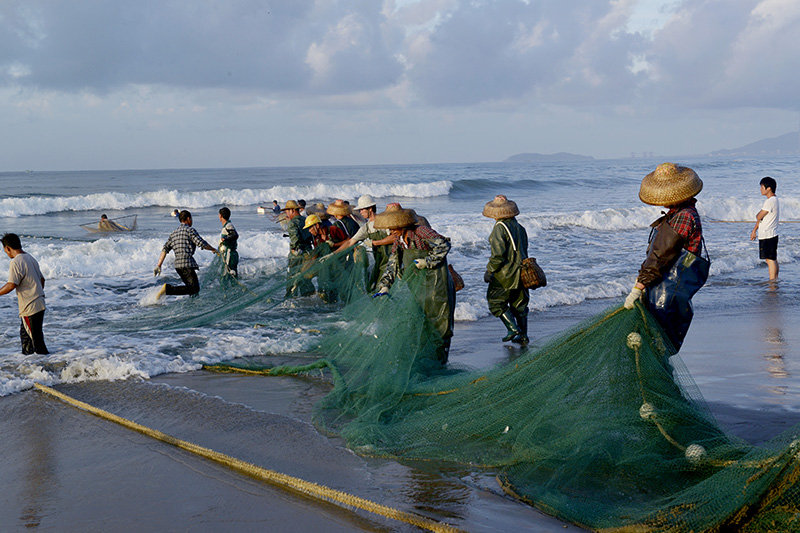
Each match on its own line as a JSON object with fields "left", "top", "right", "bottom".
{"left": 355, "top": 194, "right": 376, "bottom": 211}
{"left": 373, "top": 205, "right": 416, "bottom": 230}
{"left": 281, "top": 200, "right": 301, "bottom": 211}
{"left": 306, "top": 202, "right": 330, "bottom": 220}
{"left": 482, "top": 195, "right": 519, "bottom": 219}
{"left": 303, "top": 214, "right": 321, "bottom": 229}
{"left": 639, "top": 163, "right": 703, "bottom": 206}
{"left": 327, "top": 199, "right": 352, "bottom": 217}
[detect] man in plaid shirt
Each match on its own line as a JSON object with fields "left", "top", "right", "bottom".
{"left": 154, "top": 210, "right": 217, "bottom": 299}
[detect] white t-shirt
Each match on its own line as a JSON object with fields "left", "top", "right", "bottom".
{"left": 758, "top": 195, "right": 779, "bottom": 240}
{"left": 8, "top": 252, "right": 46, "bottom": 317}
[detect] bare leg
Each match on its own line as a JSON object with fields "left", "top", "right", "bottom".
{"left": 766, "top": 259, "right": 779, "bottom": 280}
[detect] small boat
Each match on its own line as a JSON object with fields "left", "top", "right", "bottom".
{"left": 80, "top": 214, "right": 138, "bottom": 233}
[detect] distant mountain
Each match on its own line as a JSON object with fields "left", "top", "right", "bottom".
{"left": 504, "top": 152, "right": 595, "bottom": 163}
{"left": 708, "top": 131, "right": 800, "bottom": 157}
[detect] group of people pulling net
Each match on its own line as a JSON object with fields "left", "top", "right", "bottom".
{"left": 149, "top": 164, "right": 799, "bottom": 531}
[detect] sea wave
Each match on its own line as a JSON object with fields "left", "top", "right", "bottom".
{"left": 0, "top": 180, "right": 453, "bottom": 217}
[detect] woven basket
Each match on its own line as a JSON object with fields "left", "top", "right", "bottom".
{"left": 448, "top": 264, "right": 464, "bottom": 292}
{"left": 520, "top": 257, "right": 546, "bottom": 289}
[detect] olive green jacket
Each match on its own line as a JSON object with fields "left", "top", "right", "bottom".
{"left": 486, "top": 217, "right": 528, "bottom": 289}
{"left": 287, "top": 216, "right": 312, "bottom": 254}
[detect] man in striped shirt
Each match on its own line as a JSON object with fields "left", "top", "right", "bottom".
{"left": 154, "top": 210, "right": 217, "bottom": 299}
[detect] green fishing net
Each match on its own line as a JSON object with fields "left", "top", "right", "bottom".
{"left": 141, "top": 247, "right": 800, "bottom": 531}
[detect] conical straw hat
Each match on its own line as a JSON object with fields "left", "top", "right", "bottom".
{"left": 482, "top": 195, "right": 519, "bottom": 219}
{"left": 373, "top": 205, "right": 416, "bottom": 230}
{"left": 281, "top": 200, "right": 301, "bottom": 211}
{"left": 639, "top": 163, "right": 703, "bottom": 206}
{"left": 327, "top": 199, "right": 352, "bottom": 216}
{"left": 306, "top": 202, "right": 330, "bottom": 220}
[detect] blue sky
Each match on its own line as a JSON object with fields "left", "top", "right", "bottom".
{"left": 1, "top": 0, "right": 798, "bottom": 170}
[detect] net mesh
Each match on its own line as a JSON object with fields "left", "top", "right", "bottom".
{"left": 136, "top": 246, "right": 800, "bottom": 531}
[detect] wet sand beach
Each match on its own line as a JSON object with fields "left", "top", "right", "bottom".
{"left": 2, "top": 269, "right": 800, "bottom": 531}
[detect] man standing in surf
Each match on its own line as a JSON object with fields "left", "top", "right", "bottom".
{"left": 750, "top": 176, "right": 779, "bottom": 281}
{"left": 624, "top": 163, "right": 710, "bottom": 352}
{"left": 0, "top": 233, "right": 49, "bottom": 354}
{"left": 154, "top": 210, "right": 218, "bottom": 299}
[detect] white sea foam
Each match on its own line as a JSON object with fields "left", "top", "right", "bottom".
{"left": 0, "top": 180, "right": 453, "bottom": 217}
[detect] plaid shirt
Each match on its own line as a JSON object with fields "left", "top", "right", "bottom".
{"left": 163, "top": 223, "right": 212, "bottom": 269}
{"left": 666, "top": 202, "right": 702, "bottom": 254}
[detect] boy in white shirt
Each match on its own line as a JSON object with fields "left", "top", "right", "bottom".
{"left": 750, "top": 176, "right": 779, "bottom": 280}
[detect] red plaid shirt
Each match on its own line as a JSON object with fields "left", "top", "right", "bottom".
{"left": 666, "top": 201, "right": 702, "bottom": 255}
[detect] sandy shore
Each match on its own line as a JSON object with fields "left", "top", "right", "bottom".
{"left": 2, "top": 282, "right": 800, "bottom": 531}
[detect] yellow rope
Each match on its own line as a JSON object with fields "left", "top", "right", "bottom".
{"left": 33, "top": 383, "right": 461, "bottom": 533}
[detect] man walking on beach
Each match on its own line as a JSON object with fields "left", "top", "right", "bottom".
{"left": 154, "top": 210, "right": 217, "bottom": 299}
{"left": 0, "top": 233, "right": 49, "bottom": 354}
{"left": 750, "top": 176, "right": 779, "bottom": 281}
{"left": 482, "top": 195, "right": 530, "bottom": 345}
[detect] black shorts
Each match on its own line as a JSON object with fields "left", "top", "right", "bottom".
{"left": 759, "top": 236, "right": 778, "bottom": 260}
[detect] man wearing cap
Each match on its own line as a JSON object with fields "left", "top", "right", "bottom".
{"left": 283, "top": 200, "right": 314, "bottom": 297}
{"left": 338, "top": 195, "right": 395, "bottom": 290}
{"left": 374, "top": 206, "right": 456, "bottom": 364}
{"left": 482, "top": 195, "right": 530, "bottom": 345}
{"left": 327, "top": 199, "right": 361, "bottom": 238}
{"left": 623, "top": 163, "right": 709, "bottom": 351}
{"left": 303, "top": 214, "right": 349, "bottom": 302}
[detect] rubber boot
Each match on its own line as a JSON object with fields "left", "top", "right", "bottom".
{"left": 499, "top": 310, "right": 520, "bottom": 342}
{"left": 511, "top": 309, "right": 529, "bottom": 345}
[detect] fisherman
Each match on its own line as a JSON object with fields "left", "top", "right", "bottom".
{"left": 154, "top": 210, "right": 218, "bottom": 299}
{"left": 482, "top": 195, "right": 530, "bottom": 344}
{"left": 374, "top": 206, "right": 456, "bottom": 364}
{"left": 306, "top": 202, "right": 333, "bottom": 227}
{"left": 218, "top": 207, "right": 239, "bottom": 277}
{"left": 327, "top": 199, "right": 361, "bottom": 238}
{"left": 272, "top": 200, "right": 281, "bottom": 215}
{"left": 624, "top": 163, "right": 709, "bottom": 351}
{"left": 98, "top": 214, "right": 124, "bottom": 231}
{"left": 305, "top": 214, "right": 348, "bottom": 249}
{"left": 0, "top": 233, "right": 49, "bottom": 354}
{"left": 283, "top": 200, "right": 315, "bottom": 297}
{"left": 338, "top": 195, "right": 395, "bottom": 290}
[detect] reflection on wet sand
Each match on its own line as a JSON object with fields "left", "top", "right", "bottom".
{"left": 761, "top": 288, "right": 789, "bottom": 393}
{"left": 20, "top": 397, "right": 56, "bottom": 528}
{"left": 402, "top": 466, "right": 472, "bottom": 520}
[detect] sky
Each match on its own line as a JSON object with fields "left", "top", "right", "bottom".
{"left": 1, "top": 0, "right": 799, "bottom": 171}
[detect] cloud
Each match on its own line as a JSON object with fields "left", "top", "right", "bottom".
{"left": 1, "top": 0, "right": 798, "bottom": 113}
{"left": 0, "top": 0, "right": 403, "bottom": 95}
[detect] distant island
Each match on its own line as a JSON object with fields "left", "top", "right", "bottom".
{"left": 504, "top": 152, "right": 595, "bottom": 163}
{"left": 708, "top": 131, "right": 799, "bottom": 157}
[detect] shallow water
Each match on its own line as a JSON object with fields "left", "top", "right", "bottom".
{"left": 2, "top": 157, "right": 800, "bottom": 529}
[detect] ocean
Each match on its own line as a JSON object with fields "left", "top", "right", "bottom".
{"left": 1, "top": 157, "right": 799, "bottom": 399}
{"left": 2, "top": 157, "right": 800, "bottom": 530}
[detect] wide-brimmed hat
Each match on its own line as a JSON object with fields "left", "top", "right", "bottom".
{"left": 303, "top": 214, "right": 322, "bottom": 229}
{"left": 374, "top": 205, "right": 416, "bottom": 230}
{"left": 639, "top": 163, "right": 703, "bottom": 206}
{"left": 281, "top": 200, "right": 301, "bottom": 211}
{"left": 355, "top": 194, "right": 376, "bottom": 211}
{"left": 305, "top": 202, "right": 330, "bottom": 219}
{"left": 482, "top": 195, "right": 519, "bottom": 219}
{"left": 327, "top": 199, "right": 352, "bottom": 217}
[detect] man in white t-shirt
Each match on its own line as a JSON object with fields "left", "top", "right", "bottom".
{"left": 750, "top": 176, "right": 779, "bottom": 281}
{"left": 0, "top": 233, "right": 49, "bottom": 354}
